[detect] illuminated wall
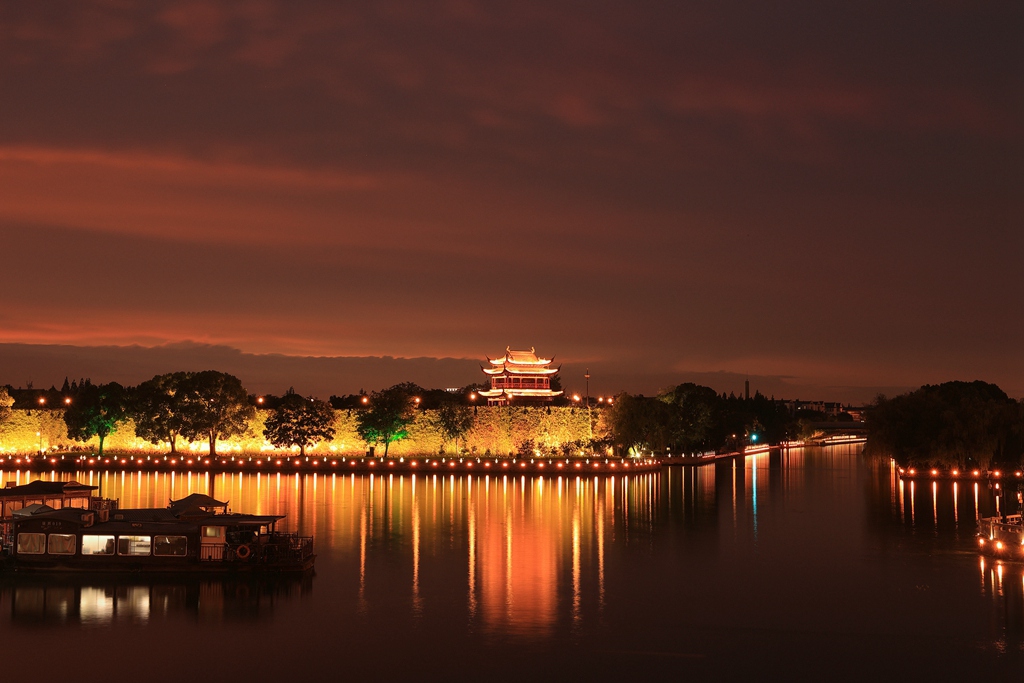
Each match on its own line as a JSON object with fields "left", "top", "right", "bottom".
{"left": 0, "top": 407, "right": 608, "bottom": 455}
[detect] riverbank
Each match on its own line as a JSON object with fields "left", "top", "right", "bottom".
{"left": 0, "top": 452, "right": 660, "bottom": 476}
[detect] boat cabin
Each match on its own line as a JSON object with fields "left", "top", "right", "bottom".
{"left": 3, "top": 493, "right": 314, "bottom": 573}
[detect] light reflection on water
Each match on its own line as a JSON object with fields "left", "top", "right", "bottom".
{"left": 2, "top": 445, "right": 1023, "bottom": 678}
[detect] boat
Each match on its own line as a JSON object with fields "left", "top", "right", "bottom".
{"left": 0, "top": 482, "right": 314, "bottom": 574}
{"left": 977, "top": 513, "right": 1024, "bottom": 560}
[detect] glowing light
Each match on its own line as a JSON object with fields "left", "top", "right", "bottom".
{"left": 64, "top": 397, "right": 71, "bottom": 405}
{"left": 361, "top": 396, "right": 369, "bottom": 405}
{"left": 572, "top": 395, "right": 581, "bottom": 402}
{"left": 979, "top": 537, "right": 986, "bottom": 546}
{"left": 931, "top": 469, "right": 938, "bottom": 476}
{"left": 38, "top": 397, "right": 45, "bottom": 405}
{"left": 908, "top": 468, "right": 916, "bottom": 475}
{"left": 952, "top": 469, "right": 959, "bottom": 476}
{"left": 257, "top": 396, "right": 265, "bottom": 404}
{"left": 973, "top": 470, "right": 980, "bottom": 476}
{"left": 993, "top": 471, "right": 1002, "bottom": 477}
{"left": 996, "top": 541, "right": 1004, "bottom": 550}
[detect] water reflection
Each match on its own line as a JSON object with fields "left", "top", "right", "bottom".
{"left": 0, "top": 576, "right": 311, "bottom": 626}
{"left": 1, "top": 446, "right": 1023, "bottom": 675}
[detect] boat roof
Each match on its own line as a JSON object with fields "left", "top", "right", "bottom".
{"left": 13, "top": 506, "right": 283, "bottom": 530}
{"left": 0, "top": 480, "right": 97, "bottom": 498}
{"left": 168, "top": 493, "right": 227, "bottom": 512}
{"left": 12, "top": 503, "right": 55, "bottom": 517}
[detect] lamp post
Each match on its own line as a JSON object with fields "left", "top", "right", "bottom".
{"left": 584, "top": 369, "right": 592, "bottom": 443}
{"left": 37, "top": 396, "right": 46, "bottom": 455}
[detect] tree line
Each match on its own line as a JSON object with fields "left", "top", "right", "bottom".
{"left": 606, "top": 383, "right": 798, "bottom": 455}
{"left": 865, "top": 381, "right": 1024, "bottom": 468}
{"left": 0, "top": 372, "right": 477, "bottom": 458}
{"left": 2, "top": 375, "right": 823, "bottom": 458}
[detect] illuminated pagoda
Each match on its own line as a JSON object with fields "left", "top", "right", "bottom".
{"left": 479, "top": 347, "right": 562, "bottom": 406}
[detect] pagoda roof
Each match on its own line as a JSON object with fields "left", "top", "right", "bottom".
{"left": 487, "top": 346, "right": 554, "bottom": 366}
{"left": 478, "top": 388, "right": 564, "bottom": 397}
{"left": 483, "top": 365, "right": 560, "bottom": 376}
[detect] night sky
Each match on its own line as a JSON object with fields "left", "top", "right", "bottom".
{"left": 0, "top": 1, "right": 1020, "bottom": 401}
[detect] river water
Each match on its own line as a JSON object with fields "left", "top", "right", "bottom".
{"left": 1, "top": 444, "right": 1021, "bottom": 679}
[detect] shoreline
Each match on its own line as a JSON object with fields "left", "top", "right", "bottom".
{"left": 0, "top": 453, "right": 661, "bottom": 476}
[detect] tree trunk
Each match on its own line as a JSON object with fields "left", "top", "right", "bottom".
{"left": 169, "top": 432, "right": 177, "bottom": 454}
{"left": 209, "top": 430, "right": 217, "bottom": 456}
{"left": 98, "top": 433, "right": 106, "bottom": 457}
{"left": 300, "top": 443, "right": 305, "bottom": 457}
{"left": 383, "top": 439, "right": 390, "bottom": 458}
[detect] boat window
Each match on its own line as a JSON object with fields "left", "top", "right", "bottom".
{"left": 82, "top": 535, "right": 116, "bottom": 555}
{"left": 154, "top": 535, "right": 188, "bottom": 556}
{"left": 17, "top": 533, "right": 46, "bottom": 555}
{"left": 47, "top": 534, "right": 77, "bottom": 555}
{"left": 117, "top": 535, "right": 152, "bottom": 556}
{"left": 203, "top": 526, "right": 224, "bottom": 539}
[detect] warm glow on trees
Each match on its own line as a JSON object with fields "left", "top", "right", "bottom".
{"left": 264, "top": 392, "right": 336, "bottom": 457}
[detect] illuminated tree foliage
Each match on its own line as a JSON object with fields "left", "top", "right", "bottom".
{"left": 132, "top": 372, "right": 190, "bottom": 454}
{"left": 64, "top": 382, "right": 129, "bottom": 456}
{"left": 0, "top": 387, "right": 12, "bottom": 425}
{"left": 356, "top": 385, "right": 414, "bottom": 457}
{"left": 179, "top": 371, "right": 255, "bottom": 456}
{"left": 263, "top": 392, "right": 336, "bottom": 457}
{"left": 435, "top": 399, "right": 474, "bottom": 454}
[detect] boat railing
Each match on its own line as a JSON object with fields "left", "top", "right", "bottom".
{"left": 979, "top": 516, "right": 1024, "bottom": 541}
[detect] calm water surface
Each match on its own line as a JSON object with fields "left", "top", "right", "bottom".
{"left": 1, "top": 444, "right": 1021, "bottom": 680}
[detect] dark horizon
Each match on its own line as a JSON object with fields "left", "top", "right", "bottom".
{"left": 0, "top": 340, "right": 990, "bottom": 404}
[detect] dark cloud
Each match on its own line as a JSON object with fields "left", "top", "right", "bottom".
{"left": 0, "top": 1, "right": 1020, "bottom": 398}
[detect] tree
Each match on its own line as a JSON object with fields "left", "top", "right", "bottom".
{"left": 608, "top": 392, "right": 672, "bottom": 456}
{"left": 0, "top": 387, "right": 12, "bottom": 425}
{"left": 264, "top": 391, "right": 336, "bottom": 456}
{"left": 356, "top": 386, "right": 414, "bottom": 457}
{"left": 64, "top": 382, "right": 129, "bottom": 456}
{"left": 659, "top": 383, "right": 722, "bottom": 453}
{"left": 179, "top": 371, "right": 255, "bottom": 456}
{"left": 132, "top": 372, "right": 190, "bottom": 453}
{"left": 867, "top": 381, "right": 1024, "bottom": 468}
{"left": 435, "top": 399, "right": 475, "bottom": 454}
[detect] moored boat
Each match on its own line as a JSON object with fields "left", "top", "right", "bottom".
{"left": 0, "top": 485, "right": 314, "bottom": 574}
{"left": 977, "top": 514, "right": 1024, "bottom": 560}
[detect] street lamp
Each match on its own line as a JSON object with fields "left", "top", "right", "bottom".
{"left": 584, "top": 369, "right": 592, "bottom": 442}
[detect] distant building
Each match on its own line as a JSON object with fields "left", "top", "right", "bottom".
{"left": 478, "top": 347, "right": 562, "bottom": 406}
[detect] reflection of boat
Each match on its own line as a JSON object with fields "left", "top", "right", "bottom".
{"left": 977, "top": 514, "right": 1024, "bottom": 560}
{"left": 0, "top": 573, "right": 312, "bottom": 625}
{"left": 1, "top": 489, "right": 315, "bottom": 574}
